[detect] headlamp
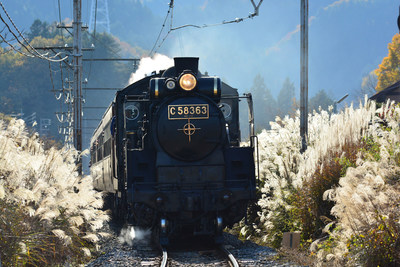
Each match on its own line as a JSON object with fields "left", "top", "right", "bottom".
{"left": 179, "top": 73, "right": 197, "bottom": 91}
{"left": 165, "top": 78, "right": 176, "bottom": 90}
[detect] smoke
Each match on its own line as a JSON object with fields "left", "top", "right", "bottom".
{"left": 118, "top": 226, "right": 151, "bottom": 246}
{"left": 128, "top": 53, "right": 174, "bottom": 84}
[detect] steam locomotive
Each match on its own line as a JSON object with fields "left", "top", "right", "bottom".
{"left": 90, "top": 57, "right": 257, "bottom": 245}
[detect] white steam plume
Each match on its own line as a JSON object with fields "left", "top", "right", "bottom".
{"left": 128, "top": 54, "right": 174, "bottom": 84}
{"left": 118, "top": 226, "right": 151, "bottom": 246}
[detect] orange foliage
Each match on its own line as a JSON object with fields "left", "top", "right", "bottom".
{"left": 374, "top": 34, "right": 400, "bottom": 92}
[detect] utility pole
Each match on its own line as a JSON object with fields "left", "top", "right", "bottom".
{"left": 73, "top": 0, "right": 83, "bottom": 175}
{"left": 300, "top": 0, "right": 308, "bottom": 153}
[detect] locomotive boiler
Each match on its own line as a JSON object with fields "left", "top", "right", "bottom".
{"left": 90, "top": 57, "right": 257, "bottom": 244}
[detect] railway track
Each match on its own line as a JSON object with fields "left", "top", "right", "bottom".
{"left": 160, "top": 247, "right": 168, "bottom": 267}
{"left": 159, "top": 244, "right": 240, "bottom": 267}
{"left": 219, "top": 245, "right": 240, "bottom": 267}
{"left": 85, "top": 225, "right": 287, "bottom": 266}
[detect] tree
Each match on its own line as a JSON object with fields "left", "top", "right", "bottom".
{"left": 375, "top": 34, "right": 400, "bottom": 92}
{"left": 277, "top": 77, "right": 296, "bottom": 118}
{"left": 0, "top": 21, "right": 135, "bottom": 140}
{"left": 249, "top": 74, "right": 277, "bottom": 131}
{"left": 353, "top": 71, "right": 377, "bottom": 101}
{"left": 361, "top": 71, "right": 378, "bottom": 95}
{"left": 27, "top": 19, "right": 57, "bottom": 40}
{"left": 309, "top": 89, "right": 334, "bottom": 112}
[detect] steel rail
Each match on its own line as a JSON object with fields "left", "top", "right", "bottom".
{"left": 160, "top": 247, "right": 168, "bottom": 267}
{"left": 219, "top": 245, "right": 239, "bottom": 267}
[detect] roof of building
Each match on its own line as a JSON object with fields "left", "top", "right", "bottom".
{"left": 370, "top": 80, "right": 400, "bottom": 102}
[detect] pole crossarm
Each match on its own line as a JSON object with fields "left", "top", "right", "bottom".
{"left": 82, "top": 58, "right": 139, "bottom": 62}
{"left": 34, "top": 46, "right": 95, "bottom": 52}
{"left": 57, "top": 24, "right": 89, "bottom": 30}
{"left": 84, "top": 87, "right": 122, "bottom": 90}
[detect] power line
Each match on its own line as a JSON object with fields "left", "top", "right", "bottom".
{"left": 0, "top": 1, "right": 68, "bottom": 62}
{"left": 57, "top": 0, "right": 65, "bottom": 43}
{"left": 0, "top": 30, "right": 36, "bottom": 58}
{"left": 149, "top": 0, "right": 264, "bottom": 57}
{"left": 148, "top": 0, "right": 174, "bottom": 56}
{"left": 86, "top": 0, "right": 98, "bottom": 82}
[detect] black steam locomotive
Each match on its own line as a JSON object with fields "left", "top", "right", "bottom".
{"left": 90, "top": 57, "right": 257, "bottom": 244}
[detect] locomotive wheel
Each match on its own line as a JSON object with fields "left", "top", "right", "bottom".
{"left": 102, "top": 193, "right": 113, "bottom": 211}
{"left": 108, "top": 193, "right": 124, "bottom": 223}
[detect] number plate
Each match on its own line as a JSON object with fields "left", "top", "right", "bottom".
{"left": 168, "top": 104, "right": 209, "bottom": 120}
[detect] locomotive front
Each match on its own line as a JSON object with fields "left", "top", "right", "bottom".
{"left": 121, "top": 57, "right": 256, "bottom": 245}
{"left": 151, "top": 58, "right": 226, "bottom": 162}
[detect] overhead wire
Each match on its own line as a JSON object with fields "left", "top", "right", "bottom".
{"left": 148, "top": 0, "right": 174, "bottom": 57}
{"left": 48, "top": 61, "right": 63, "bottom": 101}
{"left": 149, "top": 0, "right": 264, "bottom": 57}
{"left": 53, "top": 0, "right": 70, "bottom": 131}
{"left": 94, "top": 0, "right": 98, "bottom": 35}
{"left": 0, "top": 30, "right": 36, "bottom": 58}
{"left": 86, "top": 0, "right": 98, "bottom": 82}
{"left": 58, "top": 0, "right": 65, "bottom": 43}
{"left": 0, "top": 13, "right": 36, "bottom": 57}
{"left": 0, "top": 47, "right": 12, "bottom": 55}
{"left": 47, "top": 0, "right": 73, "bottom": 140}
{"left": 0, "top": 1, "right": 68, "bottom": 62}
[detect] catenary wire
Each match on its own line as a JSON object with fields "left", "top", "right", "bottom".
{"left": 149, "top": 0, "right": 263, "bottom": 57}
{"left": 58, "top": 0, "right": 65, "bottom": 43}
{"left": 148, "top": 0, "right": 174, "bottom": 57}
{"left": 0, "top": 1, "right": 68, "bottom": 62}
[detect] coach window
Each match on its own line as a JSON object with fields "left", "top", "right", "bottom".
{"left": 92, "top": 146, "right": 96, "bottom": 164}
{"left": 97, "top": 135, "right": 103, "bottom": 162}
{"left": 104, "top": 139, "right": 111, "bottom": 157}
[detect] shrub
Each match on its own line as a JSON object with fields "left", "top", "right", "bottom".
{"left": 248, "top": 98, "right": 400, "bottom": 266}
{"left": 254, "top": 100, "right": 377, "bottom": 248}
{"left": 295, "top": 140, "right": 369, "bottom": 241}
{"left": 0, "top": 119, "right": 109, "bottom": 266}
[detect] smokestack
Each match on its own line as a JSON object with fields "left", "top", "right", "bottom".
{"left": 174, "top": 57, "right": 199, "bottom": 75}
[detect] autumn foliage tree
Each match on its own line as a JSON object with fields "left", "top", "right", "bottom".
{"left": 374, "top": 33, "right": 400, "bottom": 92}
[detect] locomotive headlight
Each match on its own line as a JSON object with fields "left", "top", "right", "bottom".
{"left": 179, "top": 73, "right": 197, "bottom": 91}
{"left": 165, "top": 78, "right": 176, "bottom": 90}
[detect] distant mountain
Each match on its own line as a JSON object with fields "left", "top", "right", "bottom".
{"left": 4, "top": 0, "right": 161, "bottom": 49}
{"left": 3, "top": 0, "right": 400, "bottom": 102}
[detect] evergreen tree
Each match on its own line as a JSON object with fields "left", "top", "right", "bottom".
{"left": 277, "top": 77, "right": 296, "bottom": 118}
{"left": 309, "top": 89, "right": 334, "bottom": 112}
{"left": 27, "top": 19, "right": 57, "bottom": 40}
{"left": 250, "top": 74, "right": 277, "bottom": 131}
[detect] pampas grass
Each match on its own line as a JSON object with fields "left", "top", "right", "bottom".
{"left": 249, "top": 97, "right": 400, "bottom": 266}
{"left": 0, "top": 118, "right": 109, "bottom": 266}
